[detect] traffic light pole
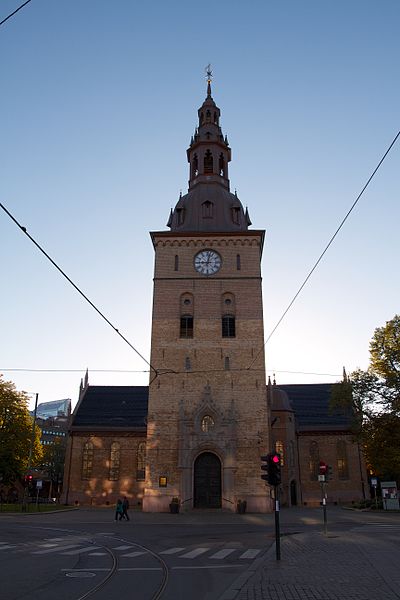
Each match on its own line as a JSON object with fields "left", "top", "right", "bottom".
{"left": 274, "top": 485, "right": 281, "bottom": 561}
{"left": 321, "top": 482, "right": 328, "bottom": 535}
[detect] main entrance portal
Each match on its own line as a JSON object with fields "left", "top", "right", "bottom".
{"left": 193, "top": 452, "right": 222, "bottom": 508}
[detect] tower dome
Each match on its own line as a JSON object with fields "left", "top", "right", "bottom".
{"left": 167, "top": 76, "right": 251, "bottom": 233}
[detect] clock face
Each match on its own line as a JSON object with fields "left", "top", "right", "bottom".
{"left": 194, "top": 250, "right": 222, "bottom": 275}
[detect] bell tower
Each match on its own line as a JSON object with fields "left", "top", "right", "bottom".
{"left": 143, "top": 74, "right": 270, "bottom": 512}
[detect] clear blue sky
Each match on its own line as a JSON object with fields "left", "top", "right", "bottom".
{"left": 1, "top": 0, "right": 399, "bottom": 409}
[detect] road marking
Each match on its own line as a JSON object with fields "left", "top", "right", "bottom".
{"left": 180, "top": 548, "right": 210, "bottom": 559}
{"left": 121, "top": 551, "right": 146, "bottom": 557}
{"left": 172, "top": 565, "right": 245, "bottom": 570}
{"left": 209, "top": 549, "right": 236, "bottom": 559}
{"left": 61, "top": 568, "right": 163, "bottom": 572}
{"left": 0, "top": 545, "right": 15, "bottom": 550}
{"left": 160, "top": 547, "right": 185, "bottom": 555}
{"left": 240, "top": 549, "right": 261, "bottom": 559}
{"left": 112, "top": 545, "right": 132, "bottom": 550}
{"left": 62, "top": 547, "right": 101, "bottom": 555}
{"left": 38, "top": 543, "right": 59, "bottom": 548}
{"left": 33, "top": 544, "right": 81, "bottom": 555}
{"left": 89, "top": 552, "right": 107, "bottom": 556}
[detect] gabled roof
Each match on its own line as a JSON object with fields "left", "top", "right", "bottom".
{"left": 278, "top": 383, "right": 353, "bottom": 432}
{"left": 71, "top": 386, "right": 148, "bottom": 430}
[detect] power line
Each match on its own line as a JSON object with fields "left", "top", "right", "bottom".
{"left": 0, "top": 0, "right": 32, "bottom": 27}
{"left": 247, "top": 128, "right": 400, "bottom": 370}
{"left": 0, "top": 367, "right": 342, "bottom": 377}
{"left": 0, "top": 202, "right": 157, "bottom": 378}
{"left": 0, "top": 368, "right": 150, "bottom": 374}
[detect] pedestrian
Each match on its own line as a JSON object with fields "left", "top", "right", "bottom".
{"left": 122, "top": 496, "right": 130, "bottom": 521}
{"left": 115, "top": 498, "right": 123, "bottom": 521}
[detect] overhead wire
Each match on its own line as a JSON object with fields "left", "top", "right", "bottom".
{"left": 0, "top": 0, "right": 32, "bottom": 27}
{"left": 0, "top": 202, "right": 158, "bottom": 380}
{"left": 247, "top": 128, "right": 400, "bottom": 371}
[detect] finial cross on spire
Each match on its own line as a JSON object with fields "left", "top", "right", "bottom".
{"left": 205, "top": 64, "right": 213, "bottom": 97}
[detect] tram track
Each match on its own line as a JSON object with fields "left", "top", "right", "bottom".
{"left": 12, "top": 524, "right": 170, "bottom": 600}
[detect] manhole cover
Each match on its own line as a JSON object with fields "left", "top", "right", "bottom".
{"left": 66, "top": 572, "right": 96, "bottom": 578}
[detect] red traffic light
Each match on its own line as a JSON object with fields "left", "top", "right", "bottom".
{"left": 272, "top": 454, "right": 280, "bottom": 464}
{"left": 319, "top": 461, "right": 328, "bottom": 475}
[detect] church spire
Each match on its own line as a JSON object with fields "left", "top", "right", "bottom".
{"left": 186, "top": 66, "right": 231, "bottom": 192}
{"left": 167, "top": 72, "right": 249, "bottom": 233}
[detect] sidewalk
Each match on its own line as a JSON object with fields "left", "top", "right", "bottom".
{"left": 221, "top": 528, "right": 400, "bottom": 600}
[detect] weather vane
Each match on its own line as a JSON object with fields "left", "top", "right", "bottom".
{"left": 205, "top": 64, "right": 213, "bottom": 83}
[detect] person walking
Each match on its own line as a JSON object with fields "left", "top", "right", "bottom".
{"left": 122, "top": 496, "right": 130, "bottom": 521}
{"left": 115, "top": 498, "right": 123, "bottom": 521}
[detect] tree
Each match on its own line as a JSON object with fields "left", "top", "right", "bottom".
{"left": 331, "top": 315, "right": 400, "bottom": 482}
{"left": 39, "top": 437, "right": 66, "bottom": 499}
{"left": 0, "top": 375, "right": 43, "bottom": 484}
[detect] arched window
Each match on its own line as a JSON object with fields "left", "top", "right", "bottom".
{"left": 174, "top": 255, "right": 179, "bottom": 271}
{"left": 214, "top": 111, "right": 218, "bottom": 125}
{"left": 192, "top": 154, "right": 199, "bottom": 177}
{"left": 81, "top": 441, "right": 93, "bottom": 480}
{"left": 206, "top": 109, "right": 211, "bottom": 123}
{"left": 202, "top": 200, "right": 213, "bottom": 218}
{"left": 219, "top": 153, "right": 225, "bottom": 177}
{"left": 236, "top": 254, "right": 241, "bottom": 270}
{"left": 185, "top": 357, "right": 191, "bottom": 371}
{"left": 337, "top": 440, "right": 349, "bottom": 479}
{"left": 309, "top": 441, "right": 319, "bottom": 481}
{"left": 109, "top": 442, "right": 120, "bottom": 481}
{"left": 176, "top": 208, "right": 185, "bottom": 225}
{"left": 289, "top": 441, "right": 295, "bottom": 468}
{"left": 222, "top": 315, "right": 235, "bottom": 338}
{"left": 180, "top": 315, "right": 193, "bottom": 338}
{"left": 232, "top": 206, "right": 241, "bottom": 225}
{"left": 201, "top": 415, "right": 215, "bottom": 432}
{"left": 204, "top": 150, "right": 213, "bottom": 174}
{"left": 136, "top": 442, "right": 146, "bottom": 481}
{"left": 224, "top": 356, "right": 230, "bottom": 370}
{"left": 275, "top": 441, "right": 285, "bottom": 466}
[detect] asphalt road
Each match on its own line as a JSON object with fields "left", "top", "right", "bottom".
{"left": 1, "top": 506, "right": 399, "bottom": 600}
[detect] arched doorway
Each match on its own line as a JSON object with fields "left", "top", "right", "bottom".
{"left": 193, "top": 452, "right": 221, "bottom": 508}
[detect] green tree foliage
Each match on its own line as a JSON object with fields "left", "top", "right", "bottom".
{"left": 331, "top": 315, "right": 400, "bottom": 481}
{"left": 39, "top": 437, "right": 66, "bottom": 497}
{"left": 0, "top": 375, "right": 43, "bottom": 484}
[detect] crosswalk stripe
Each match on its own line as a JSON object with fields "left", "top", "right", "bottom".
{"left": 112, "top": 545, "right": 132, "bottom": 550}
{"left": 160, "top": 547, "right": 185, "bottom": 555}
{"left": 89, "top": 552, "right": 107, "bottom": 556}
{"left": 62, "top": 547, "right": 101, "bottom": 555}
{"left": 180, "top": 548, "right": 210, "bottom": 559}
{"left": 240, "top": 549, "right": 261, "bottom": 559}
{"left": 33, "top": 544, "right": 81, "bottom": 555}
{"left": 0, "top": 545, "right": 15, "bottom": 550}
{"left": 209, "top": 549, "right": 236, "bottom": 559}
{"left": 121, "top": 551, "right": 146, "bottom": 557}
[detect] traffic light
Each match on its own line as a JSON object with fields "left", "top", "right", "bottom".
{"left": 24, "top": 474, "right": 33, "bottom": 489}
{"left": 319, "top": 462, "right": 328, "bottom": 477}
{"left": 261, "top": 452, "right": 281, "bottom": 486}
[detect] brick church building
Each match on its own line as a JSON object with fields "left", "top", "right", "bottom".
{"left": 62, "top": 80, "right": 367, "bottom": 511}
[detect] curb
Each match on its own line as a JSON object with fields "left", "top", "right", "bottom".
{"left": 219, "top": 540, "right": 277, "bottom": 600}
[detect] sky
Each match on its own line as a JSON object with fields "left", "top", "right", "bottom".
{"left": 1, "top": 0, "right": 399, "bottom": 411}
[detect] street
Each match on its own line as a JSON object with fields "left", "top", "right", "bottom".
{"left": 0, "top": 506, "right": 399, "bottom": 600}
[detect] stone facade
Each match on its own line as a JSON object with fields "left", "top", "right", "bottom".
{"left": 143, "top": 231, "right": 270, "bottom": 512}
{"left": 63, "top": 431, "right": 146, "bottom": 507}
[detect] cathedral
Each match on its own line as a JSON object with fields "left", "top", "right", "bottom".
{"left": 62, "top": 79, "right": 367, "bottom": 511}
